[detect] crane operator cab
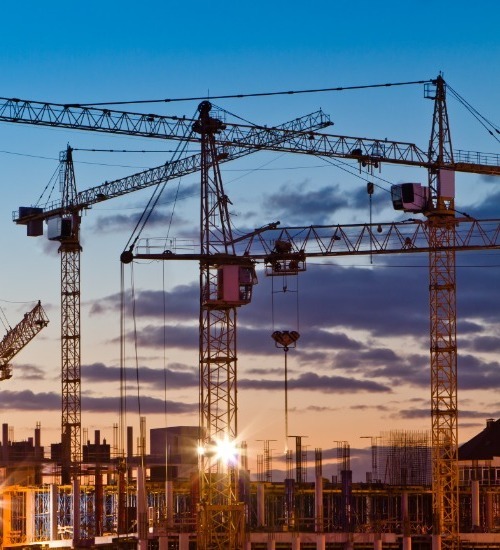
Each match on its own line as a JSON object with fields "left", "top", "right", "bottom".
{"left": 210, "top": 264, "right": 258, "bottom": 307}
{"left": 391, "top": 183, "right": 429, "bottom": 214}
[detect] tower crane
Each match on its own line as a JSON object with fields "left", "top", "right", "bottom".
{"left": 2, "top": 77, "right": 499, "bottom": 550}
{"left": 12, "top": 110, "right": 329, "bottom": 486}
{"left": 123, "top": 82, "right": 499, "bottom": 550}
{"left": 0, "top": 301, "right": 49, "bottom": 381}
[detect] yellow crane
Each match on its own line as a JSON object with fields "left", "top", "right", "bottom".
{"left": 10, "top": 108, "right": 331, "bottom": 540}
{"left": 126, "top": 80, "right": 499, "bottom": 550}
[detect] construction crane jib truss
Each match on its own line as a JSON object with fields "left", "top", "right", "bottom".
{"left": 0, "top": 300, "right": 49, "bottom": 381}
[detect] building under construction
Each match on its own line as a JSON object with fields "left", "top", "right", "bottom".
{"left": 1, "top": 420, "right": 500, "bottom": 549}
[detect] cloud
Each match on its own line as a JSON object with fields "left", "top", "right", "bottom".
{"left": 261, "top": 182, "right": 349, "bottom": 225}
{"left": 94, "top": 208, "right": 192, "bottom": 234}
{"left": 130, "top": 324, "right": 198, "bottom": 350}
{"left": 0, "top": 389, "right": 196, "bottom": 415}
{"left": 82, "top": 394, "right": 196, "bottom": 415}
{"left": 458, "top": 354, "right": 500, "bottom": 390}
{"left": 239, "top": 371, "right": 390, "bottom": 393}
{"left": 397, "top": 408, "right": 429, "bottom": 420}
{"left": 462, "top": 335, "right": 500, "bottom": 353}
{"left": 89, "top": 285, "right": 199, "bottom": 320}
{"left": 91, "top": 183, "right": 199, "bottom": 233}
{"left": 240, "top": 263, "right": 430, "bottom": 339}
{"left": 0, "top": 390, "right": 60, "bottom": 411}
{"left": 82, "top": 362, "right": 198, "bottom": 389}
{"left": 350, "top": 183, "right": 390, "bottom": 211}
{"left": 463, "top": 188, "right": 500, "bottom": 219}
{"left": 15, "top": 363, "right": 46, "bottom": 380}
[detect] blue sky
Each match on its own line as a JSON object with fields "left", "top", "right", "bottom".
{"left": 0, "top": 0, "right": 499, "bottom": 480}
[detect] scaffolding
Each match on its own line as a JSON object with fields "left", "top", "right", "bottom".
{"left": 380, "top": 430, "right": 432, "bottom": 486}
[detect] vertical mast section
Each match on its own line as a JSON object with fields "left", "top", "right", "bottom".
{"left": 194, "top": 101, "right": 247, "bottom": 550}
{"left": 426, "top": 76, "right": 459, "bottom": 550}
{"left": 58, "top": 146, "right": 82, "bottom": 482}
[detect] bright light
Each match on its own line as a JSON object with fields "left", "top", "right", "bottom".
{"left": 214, "top": 436, "right": 238, "bottom": 465}
{"left": 197, "top": 445, "right": 205, "bottom": 456}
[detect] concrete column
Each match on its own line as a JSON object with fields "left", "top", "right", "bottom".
{"left": 432, "top": 534, "right": 441, "bottom": 550}
{"left": 292, "top": 534, "right": 300, "bottom": 550}
{"left": 72, "top": 477, "right": 80, "bottom": 545}
{"left": 401, "top": 491, "right": 410, "bottom": 534}
{"left": 179, "top": 532, "right": 190, "bottom": 550}
{"left": 472, "top": 479, "right": 480, "bottom": 529}
{"left": 166, "top": 480, "right": 174, "bottom": 528}
{"left": 137, "top": 465, "right": 148, "bottom": 550}
{"left": 373, "top": 536, "right": 382, "bottom": 550}
{"left": 34, "top": 425, "right": 42, "bottom": 484}
{"left": 159, "top": 535, "right": 168, "bottom": 550}
{"left": 3, "top": 491, "right": 12, "bottom": 545}
{"left": 401, "top": 490, "right": 411, "bottom": 549}
{"left": 316, "top": 532, "right": 326, "bottom": 550}
{"left": 403, "top": 535, "right": 412, "bottom": 550}
{"left": 267, "top": 537, "right": 276, "bottom": 550}
{"left": 2, "top": 423, "right": 9, "bottom": 461}
{"left": 257, "top": 483, "right": 265, "bottom": 527}
{"left": 485, "top": 491, "right": 493, "bottom": 531}
{"left": 315, "top": 474, "right": 324, "bottom": 532}
{"left": 49, "top": 484, "right": 58, "bottom": 540}
{"left": 25, "top": 489, "right": 34, "bottom": 543}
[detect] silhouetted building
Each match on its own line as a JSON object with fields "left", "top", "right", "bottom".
{"left": 150, "top": 426, "right": 200, "bottom": 482}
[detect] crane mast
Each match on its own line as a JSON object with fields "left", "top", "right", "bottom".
{"left": 194, "top": 101, "right": 255, "bottom": 550}
{"left": 0, "top": 301, "right": 49, "bottom": 380}
{"left": 53, "top": 146, "right": 82, "bottom": 483}
{"left": 426, "top": 76, "right": 459, "bottom": 550}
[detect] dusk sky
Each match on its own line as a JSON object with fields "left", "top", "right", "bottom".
{"left": 0, "top": 0, "right": 499, "bottom": 481}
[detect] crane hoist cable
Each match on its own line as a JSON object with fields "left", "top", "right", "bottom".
{"left": 34, "top": 163, "right": 60, "bottom": 208}
{"left": 119, "top": 262, "right": 127, "bottom": 459}
{"left": 270, "top": 270, "right": 301, "bottom": 453}
{"left": 119, "top": 260, "right": 143, "bottom": 467}
{"left": 446, "top": 84, "right": 500, "bottom": 142}
{"left": 129, "top": 262, "right": 144, "bottom": 465}
{"left": 76, "top": 78, "right": 433, "bottom": 107}
{"left": 0, "top": 304, "right": 11, "bottom": 332}
{"left": 162, "top": 261, "right": 168, "bottom": 425}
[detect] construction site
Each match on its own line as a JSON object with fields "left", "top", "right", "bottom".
{"left": 0, "top": 74, "right": 499, "bottom": 550}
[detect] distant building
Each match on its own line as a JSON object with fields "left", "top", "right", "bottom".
{"left": 82, "top": 430, "right": 111, "bottom": 463}
{"left": 150, "top": 426, "right": 201, "bottom": 482}
{"left": 459, "top": 418, "right": 500, "bottom": 485}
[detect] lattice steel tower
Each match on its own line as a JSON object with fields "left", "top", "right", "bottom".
{"left": 194, "top": 101, "right": 257, "bottom": 550}
{"left": 426, "top": 75, "right": 459, "bottom": 550}
{"left": 57, "top": 146, "right": 82, "bottom": 482}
